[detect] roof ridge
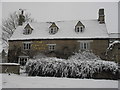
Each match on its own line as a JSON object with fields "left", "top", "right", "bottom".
{"left": 25, "top": 19, "right": 98, "bottom": 24}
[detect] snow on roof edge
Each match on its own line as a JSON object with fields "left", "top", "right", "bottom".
{"left": 9, "top": 37, "right": 110, "bottom": 41}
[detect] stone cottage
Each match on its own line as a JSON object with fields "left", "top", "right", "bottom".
{"left": 8, "top": 8, "right": 111, "bottom": 65}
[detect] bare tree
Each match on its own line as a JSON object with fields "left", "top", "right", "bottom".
{"left": 2, "top": 10, "right": 34, "bottom": 50}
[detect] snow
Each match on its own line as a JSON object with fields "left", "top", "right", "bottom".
{"left": 2, "top": 74, "right": 118, "bottom": 88}
{"left": 109, "top": 40, "right": 120, "bottom": 46}
{"left": 9, "top": 20, "right": 109, "bottom": 40}
{"left": 1, "top": 52, "right": 119, "bottom": 88}
{"left": 109, "top": 33, "right": 120, "bottom": 38}
{"left": 107, "top": 40, "right": 120, "bottom": 50}
{"left": 25, "top": 51, "right": 119, "bottom": 78}
{"left": 0, "top": 63, "right": 20, "bottom": 65}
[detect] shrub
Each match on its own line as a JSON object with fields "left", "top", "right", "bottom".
{"left": 25, "top": 51, "right": 119, "bottom": 79}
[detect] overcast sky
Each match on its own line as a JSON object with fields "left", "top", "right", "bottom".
{"left": 2, "top": 2, "right": 118, "bottom": 34}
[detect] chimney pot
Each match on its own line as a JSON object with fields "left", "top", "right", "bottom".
{"left": 18, "top": 9, "right": 25, "bottom": 26}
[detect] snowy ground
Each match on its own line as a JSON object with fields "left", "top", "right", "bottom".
{"left": 2, "top": 74, "right": 118, "bottom": 88}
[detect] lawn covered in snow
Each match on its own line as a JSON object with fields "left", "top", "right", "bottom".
{"left": 2, "top": 74, "right": 118, "bottom": 88}
{"left": 2, "top": 51, "right": 119, "bottom": 88}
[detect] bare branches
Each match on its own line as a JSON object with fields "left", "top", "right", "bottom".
{"left": 2, "top": 10, "right": 33, "bottom": 50}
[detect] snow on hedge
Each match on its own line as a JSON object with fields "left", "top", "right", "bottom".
{"left": 25, "top": 51, "right": 119, "bottom": 79}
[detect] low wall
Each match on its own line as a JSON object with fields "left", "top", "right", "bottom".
{"left": 0, "top": 63, "right": 20, "bottom": 74}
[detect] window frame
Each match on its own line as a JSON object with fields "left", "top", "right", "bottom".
{"left": 80, "top": 42, "right": 90, "bottom": 50}
{"left": 18, "top": 56, "right": 29, "bottom": 66}
{"left": 23, "top": 42, "right": 32, "bottom": 50}
{"left": 23, "top": 28, "right": 32, "bottom": 35}
{"left": 49, "top": 27, "right": 58, "bottom": 34}
{"left": 47, "top": 44, "right": 56, "bottom": 51}
{"left": 75, "top": 26, "right": 84, "bottom": 33}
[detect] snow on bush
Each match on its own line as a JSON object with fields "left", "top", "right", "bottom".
{"left": 25, "top": 51, "right": 119, "bottom": 79}
{"left": 107, "top": 40, "right": 120, "bottom": 50}
{"left": 69, "top": 50, "right": 101, "bottom": 61}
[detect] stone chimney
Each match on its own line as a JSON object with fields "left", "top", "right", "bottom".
{"left": 18, "top": 9, "right": 25, "bottom": 26}
{"left": 98, "top": 8, "right": 105, "bottom": 24}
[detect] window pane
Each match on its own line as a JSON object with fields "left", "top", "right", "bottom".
{"left": 81, "top": 27, "right": 83, "bottom": 30}
{"left": 23, "top": 43, "right": 31, "bottom": 50}
{"left": 29, "top": 44, "right": 31, "bottom": 49}
{"left": 84, "top": 43, "right": 86, "bottom": 49}
{"left": 80, "top": 43, "right": 83, "bottom": 49}
{"left": 23, "top": 44, "right": 25, "bottom": 49}
{"left": 80, "top": 42, "right": 90, "bottom": 50}
{"left": 81, "top": 27, "right": 83, "bottom": 32}
{"left": 77, "top": 27, "right": 79, "bottom": 32}
{"left": 48, "top": 45, "right": 55, "bottom": 51}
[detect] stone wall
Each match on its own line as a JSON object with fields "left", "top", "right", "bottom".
{"left": 8, "top": 39, "right": 109, "bottom": 62}
{"left": 0, "top": 63, "right": 20, "bottom": 74}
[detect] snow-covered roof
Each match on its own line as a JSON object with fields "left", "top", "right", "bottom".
{"left": 9, "top": 20, "right": 109, "bottom": 40}
{"left": 108, "top": 33, "right": 120, "bottom": 38}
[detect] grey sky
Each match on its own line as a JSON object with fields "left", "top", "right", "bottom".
{"left": 2, "top": 2, "right": 118, "bottom": 33}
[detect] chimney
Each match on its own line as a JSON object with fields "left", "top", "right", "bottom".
{"left": 98, "top": 8, "right": 105, "bottom": 24}
{"left": 18, "top": 9, "right": 25, "bottom": 26}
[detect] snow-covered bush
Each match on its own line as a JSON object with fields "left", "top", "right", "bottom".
{"left": 25, "top": 51, "right": 119, "bottom": 79}
{"left": 69, "top": 51, "right": 101, "bottom": 61}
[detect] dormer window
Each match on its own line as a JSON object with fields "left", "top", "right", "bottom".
{"left": 23, "top": 23, "right": 33, "bottom": 35}
{"left": 50, "top": 28, "right": 54, "bottom": 33}
{"left": 49, "top": 22, "right": 59, "bottom": 35}
{"left": 49, "top": 27, "right": 58, "bottom": 34}
{"left": 75, "top": 21, "right": 85, "bottom": 33}
{"left": 75, "top": 26, "right": 84, "bottom": 33}
{"left": 23, "top": 28, "right": 31, "bottom": 34}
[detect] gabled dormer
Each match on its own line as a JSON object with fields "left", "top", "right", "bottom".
{"left": 49, "top": 22, "right": 59, "bottom": 35}
{"left": 75, "top": 21, "right": 85, "bottom": 33}
{"left": 23, "top": 23, "right": 33, "bottom": 35}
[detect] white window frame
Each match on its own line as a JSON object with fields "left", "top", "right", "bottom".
{"left": 80, "top": 42, "right": 89, "bottom": 50}
{"left": 49, "top": 27, "right": 57, "bottom": 34}
{"left": 78, "top": 41, "right": 92, "bottom": 50}
{"left": 75, "top": 26, "right": 84, "bottom": 33}
{"left": 47, "top": 44, "right": 56, "bottom": 51}
{"left": 23, "top": 42, "right": 32, "bottom": 50}
{"left": 18, "top": 56, "right": 29, "bottom": 66}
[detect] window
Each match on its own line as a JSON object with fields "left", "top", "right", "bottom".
{"left": 77, "top": 27, "right": 80, "bottom": 32}
{"left": 23, "top": 29, "right": 31, "bottom": 35}
{"left": 80, "top": 42, "right": 90, "bottom": 50}
{"left": 75, "top": 26, "right": 84, "bottom": 33}
{"left": 23, "top": 42, "right": 31, "bottom": 50}
{"left": 49, "top": 27, "right": 58, "bottom": 34}
{"left": 23, "top": 23, "right": 33, "bottom": 35}
{"left": 80, "top": 27, "right": 83, "bottom": 32}
{"left": 18, "top": 56, "right": 29, "bottom": 66}
{"left": 47, "top": 44, "right": 56, "bottom": 51}
{"left": 118, "top": 46, "right": 120, "bottom": 50}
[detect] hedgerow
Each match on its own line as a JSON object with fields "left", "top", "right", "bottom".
{"left": 25, "top": 51, "right": 119, "bottom": 79}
